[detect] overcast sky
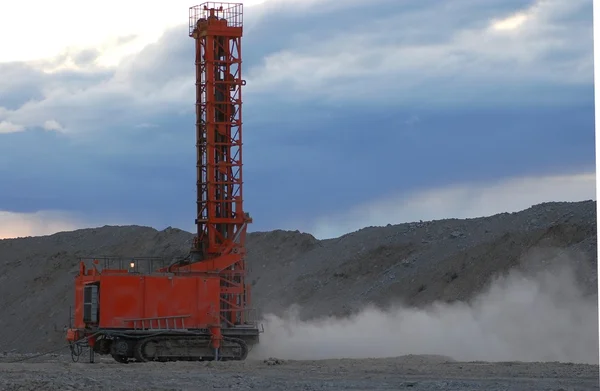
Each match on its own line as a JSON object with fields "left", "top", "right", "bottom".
{"left": 0, "top": 0, "right": 595, "bottom": 239}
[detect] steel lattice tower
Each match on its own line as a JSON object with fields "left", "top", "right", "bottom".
{"left": 189, "top": 2, "right": 251, "bottom": 327}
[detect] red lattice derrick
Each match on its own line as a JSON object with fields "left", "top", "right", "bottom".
{"left": 192, "top": 6, "right": 246, "bottom": 261}
{"left": 188, "top": 2, "right": 250, "bottom": 328}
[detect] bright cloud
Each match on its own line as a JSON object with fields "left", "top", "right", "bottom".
{"left": 0, "top": 210, "right": 131, "bottom": 239}
{"left": 0, "top": 121, "right": 24, "bottom": 134}
{"left": 0, "top": 0, "right": 282, "bottom": 64}
{"left": 43, "top": 120, "right": 64, "bottom": 132}
{"left": 0, "top": 210, "right": 84, "bottom": 239}
{"left": 307, "top": 171, "right": 597, "bottom": 239}
{"left": 491, "top": 12, "right": 528, "bottom": 31}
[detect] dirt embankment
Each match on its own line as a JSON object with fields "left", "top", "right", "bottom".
{"left": 0, "top": 200, "right": 596, "bottom": 359}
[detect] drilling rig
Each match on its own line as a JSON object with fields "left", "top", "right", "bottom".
{"left": 65, "top": 2, "right": 260, "bottom": 363}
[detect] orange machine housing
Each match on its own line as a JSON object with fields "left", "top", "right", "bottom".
{"left": 71, "top": 262, "right": 221, "bottom": 331}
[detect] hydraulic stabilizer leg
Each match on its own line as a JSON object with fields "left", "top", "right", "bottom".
{"left": 210, "top": 326, "right": 222, "bottom": 361}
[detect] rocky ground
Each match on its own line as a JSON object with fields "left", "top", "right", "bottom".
{"left": 0, "top": 354, "right": 598, "bottom": 391}
{"left": 0, "top": 200, "right": 598, "bottom": 389}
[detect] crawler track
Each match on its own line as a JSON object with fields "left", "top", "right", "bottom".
{"left": 132, "top": 336, "right": 248, "bottom": 362}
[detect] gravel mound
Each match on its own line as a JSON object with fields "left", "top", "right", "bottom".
{"left": 248, "top": 200, "right": 597, "bottom": 320}
{"left": 0, "top": 200, "right": 596, "bottom": 354}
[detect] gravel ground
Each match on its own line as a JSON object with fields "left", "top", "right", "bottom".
{"left": 0, "top": 354, "right": 598, "bottom": 391}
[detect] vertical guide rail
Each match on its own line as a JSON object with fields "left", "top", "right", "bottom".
{"left": 194, "top": 20, "right": 209, "bottom": 261}
{"left": 190, "top": 2, "right": 250, "bottom": 327}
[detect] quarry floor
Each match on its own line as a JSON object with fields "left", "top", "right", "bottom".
{"left": 0, "top": 354, "right": 598, "bottom": 391}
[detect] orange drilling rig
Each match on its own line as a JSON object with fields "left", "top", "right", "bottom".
{"left": 65, "top": 2, "right": 260, "bottom": 363}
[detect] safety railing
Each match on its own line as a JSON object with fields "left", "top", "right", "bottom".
{"left": 78, "top": 257, "right": 175, "bottom": 275}
{"left": 189, "top": 2, "right": 243, "bottom": 35}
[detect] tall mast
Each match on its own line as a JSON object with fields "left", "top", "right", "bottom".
{"left": 189, "top": 2, "right": 248, "bottom": 262}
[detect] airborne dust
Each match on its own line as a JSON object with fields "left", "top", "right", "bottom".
{"left": 252, "top": 255, "right": 599, "bottom": 364}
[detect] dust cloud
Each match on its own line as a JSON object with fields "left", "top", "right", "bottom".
{"left": 252, "top": 263, "right": 599, "bottom": 364}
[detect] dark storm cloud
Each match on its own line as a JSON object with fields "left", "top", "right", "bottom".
{"left": 0, "top": 126, "right": 194, "bottom": 227}
{"left": 0, "top": 0, "right": 594, "bottom": 233}
{"left": 116, "top": 25, "right": 192, "bottom": 90}
{"left": 242, "top": 0, "right": 538, "bottom": 58}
